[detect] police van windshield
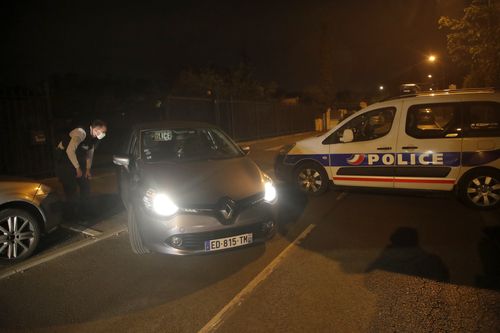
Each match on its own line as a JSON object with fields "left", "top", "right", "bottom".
{"left": 140, "top": 128, "right": 242, "bottom": 162}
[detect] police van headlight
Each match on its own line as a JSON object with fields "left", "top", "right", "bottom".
{"left": 263, "top": 175, "right": 277, "bottom": 203}
{"left": 143, "top": 189, "right": 179, "bottom": 217}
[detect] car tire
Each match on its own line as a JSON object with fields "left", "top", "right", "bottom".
{"left": 458, "top": 169, "right": 500, "bottom": 210}
{"left": 293, "top": 162, "right": 329, "bottom": 196}
{"left": 116, "top": 169, "right": 129, "bottom": 210}
{"left": 0, "top": 208, "right": 41, "bottom": 262}
{"left": 127, "top": 205, "right": 151, "bottom": 254}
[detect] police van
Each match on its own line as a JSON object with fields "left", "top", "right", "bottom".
{"left": 275, "top": 88, "right": 500, "bottom": 209}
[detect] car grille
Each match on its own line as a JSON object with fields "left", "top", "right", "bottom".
{"left": 166, "top": 222, "right": 272, "bottom": 251}
{"left": 179, "top": 192, "right": 265, "bottom": 225}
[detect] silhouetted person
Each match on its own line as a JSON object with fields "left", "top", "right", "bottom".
{"left": 366, "top": 227, "right": 449, "bottom": 282}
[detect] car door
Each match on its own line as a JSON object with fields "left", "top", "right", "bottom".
{"left": 323, "top": 104, "right": 401, "bottom": 188}
{"left": 395, "top": 101, "right": 463, "bottom": 190}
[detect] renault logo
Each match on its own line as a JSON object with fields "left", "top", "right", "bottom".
{"left": 218, "top": 198, "right": 236, "bottom": 223}
{"left": 220, "top": 200, "right": 235, "bottom": 219}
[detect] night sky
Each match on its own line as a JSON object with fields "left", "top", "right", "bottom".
{"left": 1, "top": 0, "right": 465, "bottom": 92}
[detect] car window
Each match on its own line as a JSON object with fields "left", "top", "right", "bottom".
{"left": 323, "top": 107, "right": 396, "bottom": 144}
{"left": 463, "top": 102, "right": 500, "bottom": 137}
{"left": 140, "top": 128, "right": 242, "bottom": 163}
{"left": 406, "top": 103, "right": 462, "bottom": 139}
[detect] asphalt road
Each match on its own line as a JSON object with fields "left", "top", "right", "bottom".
{"left": 1, "top": 132, "right": 499, "bottom": 332}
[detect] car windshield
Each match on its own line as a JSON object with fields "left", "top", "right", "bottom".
{"left": 140, "top": 127, "right": 242, "bottom": 162}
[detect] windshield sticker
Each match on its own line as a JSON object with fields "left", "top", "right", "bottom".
{"left": 150, "top": 130, "right": 173, "bottom": 141}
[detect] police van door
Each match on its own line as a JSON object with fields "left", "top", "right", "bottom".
{"left": 322, "top": 105, "right": 401, "bottom": 188}
{"left": 395, "top": 101, "right": 462, "bottom": 190}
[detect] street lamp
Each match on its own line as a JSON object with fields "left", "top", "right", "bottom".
{"left": 427, "top": 54, "right": 447, "bottom": 88}
{"left": 379, "top": 85, "right": 384, "bottom": 91}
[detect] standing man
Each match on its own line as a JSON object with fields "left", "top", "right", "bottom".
{"left": 55, "top": 119, "right": 107, "bottom": 221}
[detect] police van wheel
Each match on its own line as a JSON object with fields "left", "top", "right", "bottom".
{"left": 294, "top": 162, "right": 329, "bottom": 196}
{"left": 127, "top": 205, "right": 151, "bottom": 254}
{"left": 459, "top": 170, "right": 500, "bottom": 210}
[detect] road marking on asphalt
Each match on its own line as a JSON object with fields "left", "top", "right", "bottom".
{"left": 0, "top": 225, "right": 127, "bottom": 280}
{"left": 336, "top": 192, "right": 347, "bottom": 201}
{"left": 198, "top": 223, "right": 316, "bottom": 333}
{"left": 264, "top": 145, "right": 284, "bottom": 151}
{"left": 60, "top": 223, "right": 103, "bottom": 237}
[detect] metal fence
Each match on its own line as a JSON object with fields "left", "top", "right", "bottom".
{"left": 1, "top": 88, "right": 322, "bottom": 177}
{"left": 0, "top": 85, "right": 56, "bottom": 177}
{"left": 162, "top": 96, "right": 321, "bottom": 141}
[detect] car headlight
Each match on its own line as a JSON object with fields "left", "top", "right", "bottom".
{"left": 35, "top": 184, "right": 52, "bottom": 198}
{"left": 278, "top": 143, "right": 295, "bottom": 155}
{"left": 263, "top": 175, "right": 277, "bottom": 203}
{"left": 143, "top": 189, "right": 179, "bottom": 217}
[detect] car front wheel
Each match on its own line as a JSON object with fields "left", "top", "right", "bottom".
{"left": 0, "top": 208, "right": 41, "bottom": 261}
{"left": 459, "top": 170, "right": 500, "bottom": 210}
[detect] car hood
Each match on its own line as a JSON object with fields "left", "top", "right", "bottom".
{"left": 0, "top": 177, "right": 41, "bottom": 202}
{"left": 138, "top": 156, "right": 265, "bottom": 205}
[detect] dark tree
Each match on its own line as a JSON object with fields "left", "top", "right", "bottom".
{"left": 439, "top": 0, "right": 500, "bottom": 87}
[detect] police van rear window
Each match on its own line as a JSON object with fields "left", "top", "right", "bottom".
{"left": 406, "top": 103, "right": 462, "bottom": 139}
{"left": 464, "top": 102, "right": 500, "bottom": 137}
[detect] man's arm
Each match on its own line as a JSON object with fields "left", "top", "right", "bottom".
{"left": 86, "top": 147, "right": 94, "bottom": 172}
{"left": 66, "top": 128, "right": 86, "bottom": 171}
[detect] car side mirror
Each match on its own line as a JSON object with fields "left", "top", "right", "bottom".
{"left": 339, "top": 129, "right": 354, "bottom": 143}
{"left": 240, "top": 145, "right": 251, "bottom": 155}
{"left": 113, "top": 155, "right": 130, "bottom": 168}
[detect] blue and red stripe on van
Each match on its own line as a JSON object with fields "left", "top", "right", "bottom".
{"left": 284, "top": 150, "right": 500, "bottom": 167}
{"left": 281, "top": 149, "right": 500, "bottom": 183}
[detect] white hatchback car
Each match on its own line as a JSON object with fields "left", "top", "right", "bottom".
{"left": 275, "top": 88, "right": 500, "bottom": 209}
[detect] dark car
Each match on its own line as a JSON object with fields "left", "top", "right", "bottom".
{"left": 113, "top": 121, "right": 278, "bottom": 255}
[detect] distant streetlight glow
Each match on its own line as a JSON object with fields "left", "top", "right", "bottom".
{"left": 379, "top": 85, "right": 384, "bottom": 91}
{"left": 428, "top": 74, "right": 432, "bottom": 78}
{"left": 428, "top": 55, "right": 436, "bottom": 63}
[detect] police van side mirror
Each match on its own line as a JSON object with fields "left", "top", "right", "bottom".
{"left": 339, "top": 129, "right": 354, "bottom": 143}
{"left": 113, "top": 155, "right": 130, "bottom": 168}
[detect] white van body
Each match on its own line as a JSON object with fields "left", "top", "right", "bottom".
{"left": 276, "top": 89, "right": 500, "bottom": 209}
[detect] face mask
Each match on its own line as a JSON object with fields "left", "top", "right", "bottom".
{"left": 97, "top": 132, "right": 106, "bottom": 140}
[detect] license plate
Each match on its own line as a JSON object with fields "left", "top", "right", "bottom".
{"left": 204, "top": 233, "right": 253, "bottom": 251}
